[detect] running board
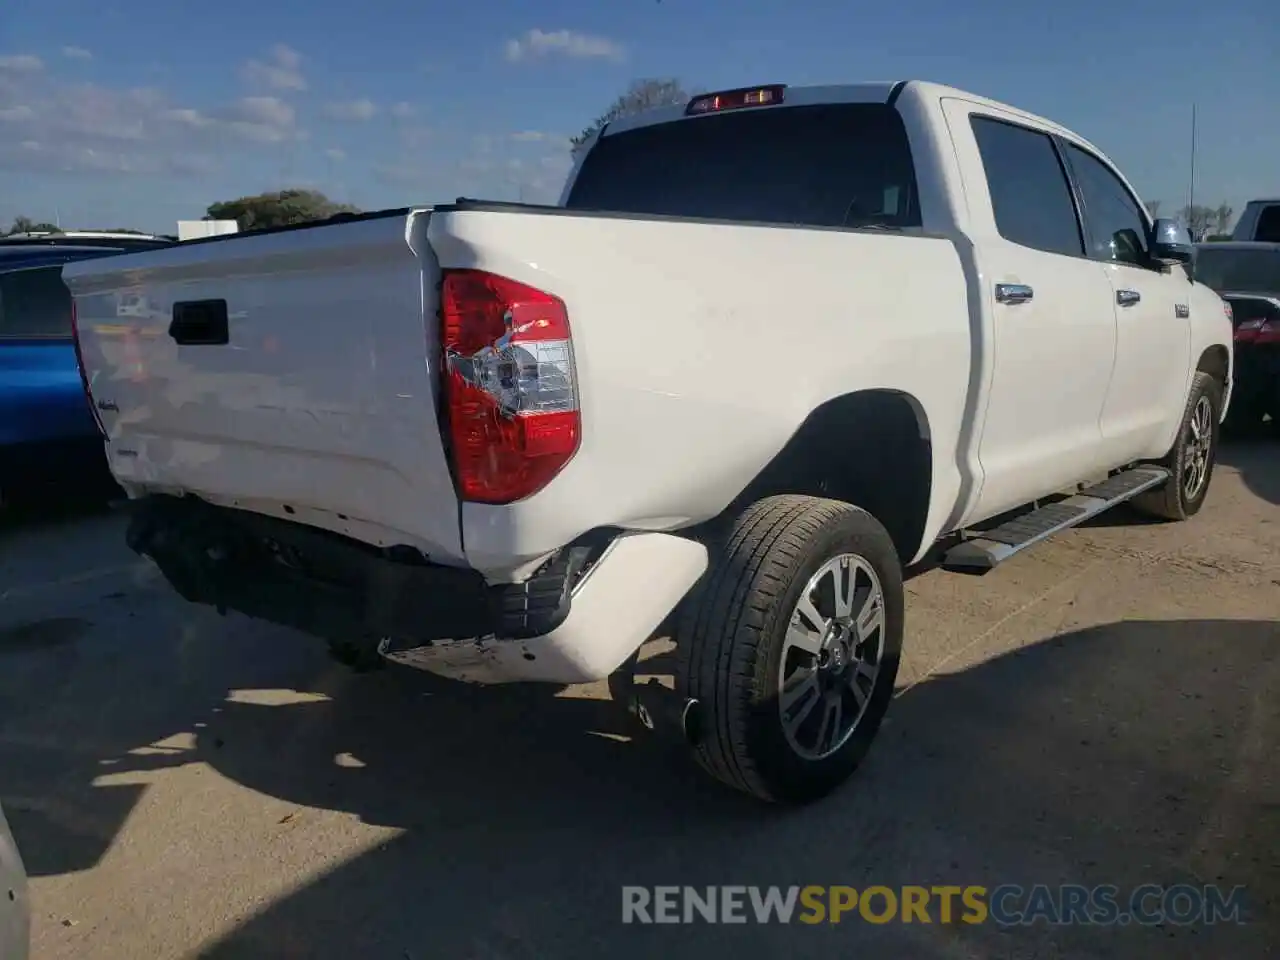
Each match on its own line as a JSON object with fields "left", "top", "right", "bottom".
{"left": 942, "top": 466, "right": 1170, "bottom": 574}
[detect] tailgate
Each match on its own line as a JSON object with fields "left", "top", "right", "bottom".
{"left": 62, "top": 210, "right": 467, "bottom": 564}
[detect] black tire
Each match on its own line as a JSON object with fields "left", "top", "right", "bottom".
{"left": 674, "top": 495, "right": 904, "bottom": 804}
{"left": 1132, "top": 372, "right": 1223, "bottom": 521}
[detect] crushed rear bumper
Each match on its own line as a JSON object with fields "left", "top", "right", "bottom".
{"left": 124, "top": 494, "right": 707, "bottom": 684}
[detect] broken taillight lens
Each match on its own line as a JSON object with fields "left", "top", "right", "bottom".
{"left": 440, "top": 269, "right": 580, "bottom": 504}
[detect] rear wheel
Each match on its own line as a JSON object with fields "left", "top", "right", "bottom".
{"left": 1132, "top": 372, "right": 1222, "bottom": 521}
{"left": 675, "top": 495, "right": 903, "bottom": 804}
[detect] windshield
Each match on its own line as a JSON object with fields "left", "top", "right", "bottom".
{"left": 565, "top": 102, "right": 921, "bottom": 230}
{"left": 1193, "top": 246, "right": 1280, "bottom": 294}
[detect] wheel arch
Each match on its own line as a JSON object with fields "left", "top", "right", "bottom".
{"left": 1196, "top": 344, "right": 1229, "bottom": 386}
{"left": 713, "top": 389, "right": 934, "bottom": 563}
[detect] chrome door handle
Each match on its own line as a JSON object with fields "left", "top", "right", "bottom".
{"left": 995, "top": 283, "right": 1034, "bottom": 304}
{"left": 1116, "top": 289, "right": 1141, "bottom": 307}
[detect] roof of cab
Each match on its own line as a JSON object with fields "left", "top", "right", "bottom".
{"left": 597, "top": 79, "right": 1106, "bottom": 158}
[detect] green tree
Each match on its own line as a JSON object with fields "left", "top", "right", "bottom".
{"left": 205, "top": 189, "right": 361, "bottom": 231}
{"left": 1180, "top": 204, "right": 1217, "bottom": 241}
{"left": 1212, "top": 202, "right": 1233, "bottom": 236}
{"left": 4, "top": 216, "right": 60, "bottom": 236}
{"left": 570, "top": 78, "right": 692, "bottom": 154}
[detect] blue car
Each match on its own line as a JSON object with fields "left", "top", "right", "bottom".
{"left": 0, "top": 234, "right": 173, "bottom": 506}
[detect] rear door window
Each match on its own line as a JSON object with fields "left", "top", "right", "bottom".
{"left": 566, "top": 102, "right": 922, "bottom": 229}
{"left": 0, "top": 268, "right": 74, "bottom": 339}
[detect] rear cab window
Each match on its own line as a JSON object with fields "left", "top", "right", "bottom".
{"left": 565, "top": 102, "right": 922, "bottom": 230}
{"left": 1254, "top": 205, "right": 1280, "bottom": 242}
{"left": 0, "top": 267, "right": 74, "bottom": 340}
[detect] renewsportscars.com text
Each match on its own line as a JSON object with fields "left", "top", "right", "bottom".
{"left": 621, "top": 884, "right": 1247, "bottom": 926}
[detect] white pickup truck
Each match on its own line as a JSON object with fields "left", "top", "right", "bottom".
{"left": 64, "top": 80, "right": 1232, "bottom": 804}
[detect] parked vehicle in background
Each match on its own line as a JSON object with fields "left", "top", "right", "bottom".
{"left": 1231, "top": 199, "right": 1280, "bottom": 242}
{"left": 0, "top": 231, "right": 173, "bottom": 270}
{"left": 0, "top": 802, "right": 29, "bottom": 960}
{"left": 66, "top": 80, "right": 1232, "bottom": 804}
{"left": 0, "top": 233, "right": 175, "bottom": 508}
{"left": 1, "top": 264, "right": 116, "bottom": 507}
{"left": 1194, "top": 241, "right": 1280, "bottom": 431}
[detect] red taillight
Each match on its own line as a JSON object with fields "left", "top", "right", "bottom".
{"left": 1235, "top": 319, "right": 1261, "bottom": 343}
{"left": 1255, "top": 320, "right": 1280, "bottom": 345}
{"left": 686, "top": 84, "right": 786, "bottom": 116}
{"left": 1234, "top": 318, "right": 1280, "bottom": 344}
{"left": 440, "top": 269, "right": 579, "bottom": 504}
{"left": 69, "top": 298, "right": 107, "bottom": 437}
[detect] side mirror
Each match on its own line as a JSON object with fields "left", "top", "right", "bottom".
{"left": 1149, "top": 217, "right": 1193, "bottom": 265}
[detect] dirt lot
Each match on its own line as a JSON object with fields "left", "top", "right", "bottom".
{"left": 2, "top": 442, "right": 1278, "bottom": 960}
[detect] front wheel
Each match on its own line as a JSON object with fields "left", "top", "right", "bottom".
{"left": 1132, "top": 372, "right": 1222, "bottom": 521}
{"left": 675, "top": 495, "right": 904, "bottom": 804}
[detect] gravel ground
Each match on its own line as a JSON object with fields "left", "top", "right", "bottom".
{"left": 1, "top": 440, "right": 1278, "bottom": 960}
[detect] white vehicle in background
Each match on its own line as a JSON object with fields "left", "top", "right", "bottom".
{"left": 65, "top": 80, "right": 1233, "bottom": 804}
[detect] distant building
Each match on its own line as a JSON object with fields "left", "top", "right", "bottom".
{"left": 177, "top": 220, "right": 239, "bottom": 241}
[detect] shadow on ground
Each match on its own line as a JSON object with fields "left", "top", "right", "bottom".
{"left": 1219, "top": 438, "right": 1280, "bottom": 506}
{"left": 1075, "top": 438, "right": 1280, "bottom": 530}
{"left": 3, "top": 609, "right": 1278, "bottom": 959}
{"left": 0, "top": 497, "right": 114, "bottom": 540}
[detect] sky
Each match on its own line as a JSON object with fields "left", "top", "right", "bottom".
{"left": 0, "top": 0, "right": 1276, "bottom": 234}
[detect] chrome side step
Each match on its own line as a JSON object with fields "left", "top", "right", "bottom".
{"left": 942, "top": 466, "right": 1170, "bottom": 574}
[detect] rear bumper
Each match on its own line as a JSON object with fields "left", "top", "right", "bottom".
{"left": 125, "top": 495, "right": 708, "bottom": 685}
{"left": 384, "top": 532, "right": 708, "bottom": 684}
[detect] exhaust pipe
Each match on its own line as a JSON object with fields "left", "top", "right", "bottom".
{"left": 629, "top": 677, "right": 704, "bottom": 747}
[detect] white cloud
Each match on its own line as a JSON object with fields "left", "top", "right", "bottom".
{"left": 398, "top": 123, "right": 431, "bottom": 148}
{"left": 62, "top": 46, "right": 93, "bottom": 61}
{"left": 240, "top": 43, "right": 306, "bottom": 92}
{"left": 504, "top": 29, "right": 625, "bottom": 63}
{"left": 0, "top": 54, "right": 44, "bottom": 73}
{"left": 217, "top": 96, "right": 298, "bottom": 142}
{"left": 0, "top": 65, "right": 302, "bottom": 177}
{"left": 160, "top": 96, "right": 299, "bottom": 143}
{"left": 324, "top": 147, "right": 345, "bottom": 161}
{"left": 510, "top": 130, "right": 548, "bottom": 142}
{"left": 389, "top": 101, "right": 415, "bottom": 119}
{"left": 323, "top": 98, "right": 378, "bottom": 121}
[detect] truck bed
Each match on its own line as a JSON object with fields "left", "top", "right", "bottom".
{"left": 65, "top": 202, "right": 973, "bottom": 576}
{"left": 63, "top": 209, "right": 467, "bottom": 564}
